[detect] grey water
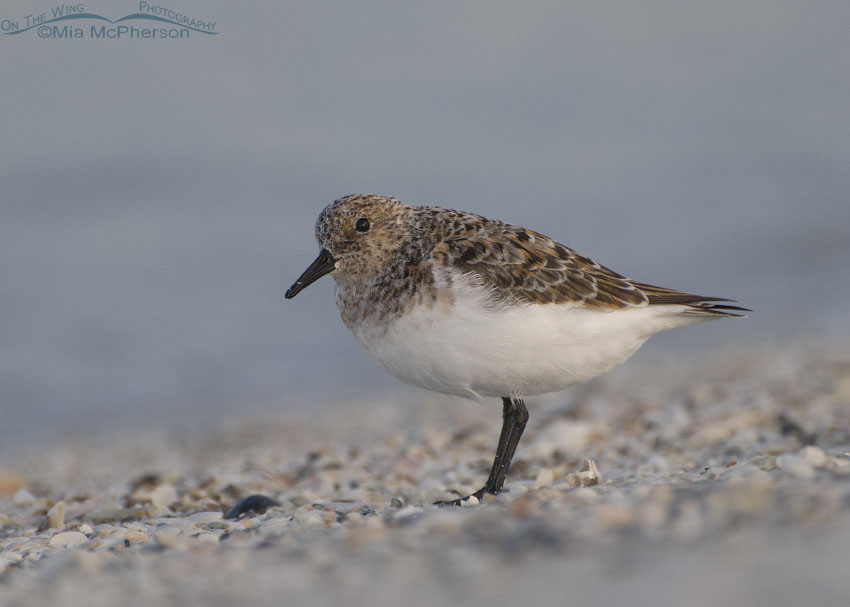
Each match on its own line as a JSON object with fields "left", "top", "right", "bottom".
{"left": 2, "top": 1, "right": 849, "bottom": 456}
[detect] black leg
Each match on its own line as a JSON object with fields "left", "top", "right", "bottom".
{"left": 484, "top": 397, "right": 529, "bottom": 494}
{"left": 435, "top": 396, "right": 529, "bottom": 506}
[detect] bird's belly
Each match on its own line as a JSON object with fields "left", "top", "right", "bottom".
{"left": 348, "top": 299, "right": 660, "bottom": 399}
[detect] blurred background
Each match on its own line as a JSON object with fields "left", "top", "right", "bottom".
{"left": 1, "top": 1, "right": 848, "bottom": 456}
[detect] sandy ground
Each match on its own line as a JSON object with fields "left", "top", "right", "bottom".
{"left": 1, "top": 343, "right": 849, "bottom": 607}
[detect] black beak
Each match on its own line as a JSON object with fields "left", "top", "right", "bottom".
{"left": 285, "top": 248, "right": 336, "bottom": 299}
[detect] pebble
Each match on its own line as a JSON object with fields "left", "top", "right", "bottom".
{"left": 725, "top": 464, "right": 773, "bottom": 489}
{"left": 225, "top": 494, "right": 282, "bottom": 519}
{"left": 48, "top": 531, "right": 88, "bottom": 549}
{"left": 88, "top": 506, "right": 145, "bottom": 524}
{"left": 799, "top": 446, "right": 827, "bottom": 467}
{"left": 750, "top": 454, "right": 778, "bottom": 471}
{"left": 12, "top": 488, "right": 36, "bottom": 506}
{"left": 562, "top": 460, "right": 603, "bottom": 487}
{"left": 702, "top": 466, "right": 728, "bottom": 481}
{"left": 577, "top": 459, "right": 602, "bottom": 486}
{"left": 0, "top": 344, "right": 847, "bottom": 604}
{"left": 188, "top": 511, "right": 223, "bottom": 524}
{"left": 46, "top": 501, "right": 65, "bottom": 529}
{"left": 293, "top": 509, "right": 326, "bottom": 529}
{"left": 154, "top": 528, "right": 185, "bottom": 548}
{"left": 391, "top": 505, "right": 423, "bottom": 522}
{"left": 776, "top": 454, "right": 816, "bottom": 479}
{"left": 125, "top": 531, "right": 149, "bottom": 544}
{"left": 153, "top": 518, "right": 194, "bottom": 533}
{"left": 258, "top": 516, "right": 291, "bottom": 533}
{"left": 95, "top": 536, "right": 128, "bottom": 551}
{"left": 151, "top": 485, "right": 178, "bottom": 510}
{"left": 826, "top": 457, "right": 850, "bottom": 473}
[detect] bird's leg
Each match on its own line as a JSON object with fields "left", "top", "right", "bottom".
{"left": 435, "top": 396, "right": 529, "bottom": 506}
{"left": 484, "top": 396, "right": 529, "bottom": 495}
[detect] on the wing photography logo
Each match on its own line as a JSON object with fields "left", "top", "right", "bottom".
{"left": 1, "top": 2, "right": 217, "bottom": 39}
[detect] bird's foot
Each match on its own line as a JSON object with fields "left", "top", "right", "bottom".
{"left": 434, "top": 487, "right": 490, "bottom": 507}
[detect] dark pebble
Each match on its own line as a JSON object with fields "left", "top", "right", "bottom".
{"left": 225, "top": 494, "right": 282, "bottom": 520}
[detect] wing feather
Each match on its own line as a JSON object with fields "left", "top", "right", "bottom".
{"left": 430, "top": 218, "right": 746, "bottom": 316}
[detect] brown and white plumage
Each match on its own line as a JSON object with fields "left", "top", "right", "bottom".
{"left": 286, "top": 194, "right": 748, "bottom": 503}
{"left": 434, "top": 218, "right": 745, "bottom": 315}
{"left": 287, "top": 193, "right": 746, "bottom": 399}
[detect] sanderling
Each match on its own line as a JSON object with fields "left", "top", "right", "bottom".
{"left": 285, "top": 194, "right": 747, "bottom": 506}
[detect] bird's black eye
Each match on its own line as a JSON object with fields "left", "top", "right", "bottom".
{"left": 355, "top": 217, "right": 370, "bottom": 233}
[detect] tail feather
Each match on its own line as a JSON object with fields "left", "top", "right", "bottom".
{"left": 678, "top": 301, "right": 750, "bottom": 318}
{"left": 634, "top": 282, "right": 750, "bottom": 318}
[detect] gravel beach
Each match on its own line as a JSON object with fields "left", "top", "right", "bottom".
{"left": 2, "top": 343, "right": 849, "bottom": 607}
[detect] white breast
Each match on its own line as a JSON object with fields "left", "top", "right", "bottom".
{"left": 343, "top": 273, "right": 711, "bottom": 400}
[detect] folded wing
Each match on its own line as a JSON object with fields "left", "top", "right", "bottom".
{"left": 431, "top": 221, "right": 747, "bottom": 317}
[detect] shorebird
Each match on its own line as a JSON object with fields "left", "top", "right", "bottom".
{"left": 284, "top": 194, "right": 747, "bottom": 505}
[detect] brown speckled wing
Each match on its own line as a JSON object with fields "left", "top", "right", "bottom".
{"left": 431, "top": 219, "right": 747, "bottom": 315}
{"left": 432, "top": 222, "right": 647, "bottom": 308}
